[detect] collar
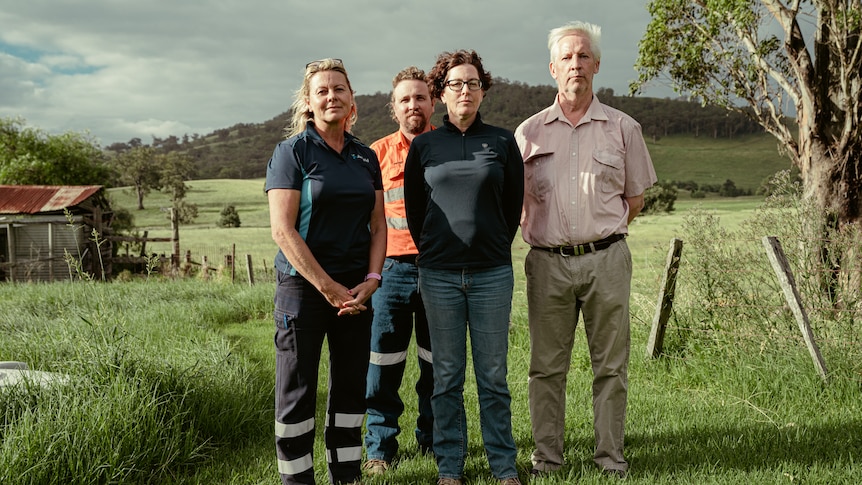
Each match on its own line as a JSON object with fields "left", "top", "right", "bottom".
{"left": 544, "top": 94, "right": 608, "bottom": 127}
{"left": 395, "top": 130, "right": 411, "bottom": 151}
{"left": 395, "top": 124, "right": 436, "bottom": 148}
{"left": 304, "top": 120, "right": 359, "bottom": 151}
{"left": 442, "top": 112, "right": 484, "bottom": 134}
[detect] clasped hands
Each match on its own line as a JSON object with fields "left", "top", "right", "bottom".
{"left": 322, "top": 278, "right": 379, "bottom": 317}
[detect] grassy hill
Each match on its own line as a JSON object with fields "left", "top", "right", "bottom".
{"left": 647, "top": 134, "right": 792, "bottom": 192}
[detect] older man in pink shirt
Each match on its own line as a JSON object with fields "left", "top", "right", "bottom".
{"left": 514, "top": 21, "right": 657, "bottom": 480}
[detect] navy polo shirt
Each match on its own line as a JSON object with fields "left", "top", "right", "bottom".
{"left": 265, "top": 122, "right": 382, "bottom": 276}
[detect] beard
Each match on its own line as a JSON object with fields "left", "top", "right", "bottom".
{"left": 402, "top": 112, "right": 428, "bottom": 135}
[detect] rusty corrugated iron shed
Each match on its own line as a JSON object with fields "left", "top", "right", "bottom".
{"left": 0, "top": 185, "right": 103, "bottom": 215}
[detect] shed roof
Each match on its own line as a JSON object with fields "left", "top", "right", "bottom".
{"left": 0, "top": 185, "right": 103, "bottom": 215}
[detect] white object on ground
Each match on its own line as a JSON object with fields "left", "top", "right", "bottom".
{"left": 0, "top": 362, "right": 70, "bottom": 388}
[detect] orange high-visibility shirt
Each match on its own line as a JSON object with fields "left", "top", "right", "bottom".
{"left": 371, "top": 129, "right": 431, "bottom": 257}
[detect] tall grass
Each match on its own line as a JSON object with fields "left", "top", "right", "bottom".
{"left": 0, "top": 280, "right": 273, "bottom": 484}
{"left": 665, "top": 171, "right": 862, "bottom": 372}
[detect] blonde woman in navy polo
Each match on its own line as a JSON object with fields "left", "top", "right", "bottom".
{"left": 266, "top": 58, "right": 386, "bottom": 485}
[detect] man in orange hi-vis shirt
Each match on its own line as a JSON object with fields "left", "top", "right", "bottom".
{"left": 363, "top": 66, "right": 436, "bottom": 477}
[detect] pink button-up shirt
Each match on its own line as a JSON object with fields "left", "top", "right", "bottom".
{"left": 515, "top": 95, "right": 657, "bottom": 247}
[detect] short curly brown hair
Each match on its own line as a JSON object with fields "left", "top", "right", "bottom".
{"left": 426, "top": 49, "right": 493, "bottom": 99}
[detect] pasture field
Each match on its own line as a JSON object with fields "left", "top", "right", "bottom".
{"left": 108, "top": 178, "right": 277, "bottom": 272}
{"left": 646, "top": 134, "right": 792, "bottom": 192}
{"left": 2, "top": 175, "right": 860, "bottom": 484}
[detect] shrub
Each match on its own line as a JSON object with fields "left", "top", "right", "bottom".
{"left": 174, "top": 201, "right": 199, "bottom": 224}
{"left": 218, "top": 205, "right": 241, "bottom": 228}
{"left": 642, "top": 181, "right": 677, "bottom": 214}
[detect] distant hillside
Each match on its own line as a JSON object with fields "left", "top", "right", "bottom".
{"left": 106, "top": 80, "right": 770, "bottom": 182}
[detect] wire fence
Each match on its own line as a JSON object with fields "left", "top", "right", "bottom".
{"left": 642, "top": 221, "right": 862, "bottom": 382}
{"left": 140, "top": 242, "right": 277, "bottom": 285}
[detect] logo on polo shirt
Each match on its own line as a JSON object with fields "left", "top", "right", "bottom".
{"left": 352, "top": 153, "right": 371, "bottom": 163}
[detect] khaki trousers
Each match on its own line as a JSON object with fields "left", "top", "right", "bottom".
{"left": 525, "top": 240, "right": 631, "bottom": 473}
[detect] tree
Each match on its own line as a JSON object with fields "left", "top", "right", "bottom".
{"left": 158, "top": 152, "right": 198, "bottom": 224}
{"left": 218, "top": 205, "right": 242, "bottom": 228}
{"left": 632, "top": 0, "right": 861, "bottom": 292}
{"left": 113, "top": 146, "right": 161, "bottom": 210}
{"left": 719, "top": 179, "right": 741, "bottom": 197}
{"left": 158, "top": 152, "right": 195, "bottom": 201}
{"left": 0, "top": 117, "right": 109, "bottom": 185}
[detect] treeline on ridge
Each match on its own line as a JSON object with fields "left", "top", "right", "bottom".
{"left": 104, "top": 80, "right": 764, "bottom": 181}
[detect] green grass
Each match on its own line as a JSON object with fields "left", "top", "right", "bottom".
{"left": 3, "top": 176, "right": 860, "bottom": 484}
{"left": 0, "top": 281, "right": 275, "bottom": 484}
{"left": 3, "top": 238, "right": 860, "bottom": 484}
{"left": 647, "top": 134, "right": 792, "bottom": 192}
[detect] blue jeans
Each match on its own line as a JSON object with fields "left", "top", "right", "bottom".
{"left": 365, "top": 258, "right": 434, "bottom": 461}
{"left": 418, "top": 265, "right": 518, "bottom": 481}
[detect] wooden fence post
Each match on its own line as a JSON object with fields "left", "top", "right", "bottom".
{"left": 231, "top": 244, "right": 236, "bottom": 284}
{"left": 762, "top": 236, "right": 828, "bottom": 381}
{"left": 246, "top": 254, "right": 255, "bottom": 286}
{"left": 171, "top": 207, "right": 180, "bottom": 270}
{"left": 224, "top": 253, "right": 233, "bottom": 282}
{"left": 139, "top": 230, "right": 149, "bottom": 257}
{"left": 647, "top": 238, "right": 684, "bottom": 358}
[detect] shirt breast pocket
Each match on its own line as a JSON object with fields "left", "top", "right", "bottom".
{"left": 524, "top": 152, "right": 554, "bottom": 201}
{"left": 593, "top": 149, "right": 625, "bottom": 194}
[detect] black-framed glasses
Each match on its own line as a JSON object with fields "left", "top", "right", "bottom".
{"left": 445, "top": 79, "right": 482, "bottom": 91}
{"left": 305, "top": 58, "right": 344, "bottom": 70}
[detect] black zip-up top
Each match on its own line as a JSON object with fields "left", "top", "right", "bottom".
{"left": 403, "top": 113, "right": 524, "bottom": 270}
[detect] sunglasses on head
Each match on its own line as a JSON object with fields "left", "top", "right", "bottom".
{"left": 305, "top": 58, "right": 344, "bottom": 70}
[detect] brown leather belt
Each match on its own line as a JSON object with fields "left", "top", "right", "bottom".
{"left": 532, "top": 233, "right": 626, "bottom": 257}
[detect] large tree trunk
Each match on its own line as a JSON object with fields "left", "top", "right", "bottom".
{"left": 799, "top": 139, "right": 862, "bottom": 310}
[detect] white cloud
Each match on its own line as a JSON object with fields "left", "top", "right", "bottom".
{"left": 0, "top": 0, "right": 673, "bottom": 145}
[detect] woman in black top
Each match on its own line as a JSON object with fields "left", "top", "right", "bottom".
{"left": 404, "top": 50, "right": 524, "bottom": 485}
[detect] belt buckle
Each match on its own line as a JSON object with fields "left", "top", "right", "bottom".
{"left": 559, "top": 245, "right": 574, "bottom": 257}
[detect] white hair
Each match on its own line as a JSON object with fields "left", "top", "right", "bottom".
{"left": 548, "top": 21, "right": 602, "bottom": 61}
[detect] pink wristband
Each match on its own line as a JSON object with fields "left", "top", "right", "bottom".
{"left": 365, "top": 272, "right": 382, "bottom": 282}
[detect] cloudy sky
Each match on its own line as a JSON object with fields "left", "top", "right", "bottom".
{"left": 0, "top": 0, "right": 673, "bottom": 146}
